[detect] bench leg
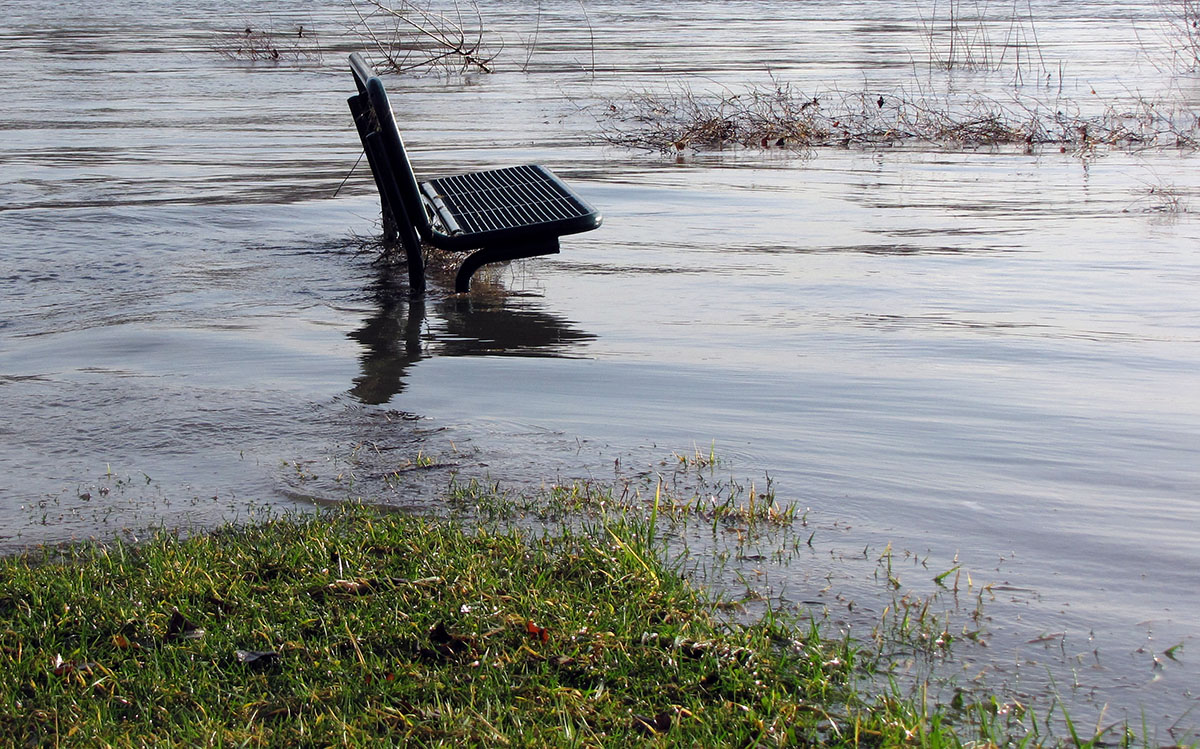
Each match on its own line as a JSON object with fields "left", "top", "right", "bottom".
{"left": 455, "top": 241, "right": 560, "bottom": 293}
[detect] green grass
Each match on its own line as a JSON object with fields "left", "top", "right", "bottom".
{"left": 0, "top": 502, "right": 1010, "bottom": 746}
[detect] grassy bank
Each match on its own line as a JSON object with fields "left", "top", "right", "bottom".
{"left": 0, "top": 503, "right": 1024, "bottom": 746}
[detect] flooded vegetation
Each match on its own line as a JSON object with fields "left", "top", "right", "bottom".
{"left": 2, "top": 0, "right": 1199, "bottom": 741}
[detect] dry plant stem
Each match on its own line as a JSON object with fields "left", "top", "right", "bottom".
{"left": 351, "top": 0, "right": 494, "bottom": 74}
{"left": 576, "top": 0, "right": 597, "bottom": 76}
{"left": 521, "top": 0, "right": 543, "bottom": 71}
{"left": 1159, "top": 0, "right": 1200, "bottom": 70}
{"left": 915, "top": 0, "right": 1050, "bottom": 82}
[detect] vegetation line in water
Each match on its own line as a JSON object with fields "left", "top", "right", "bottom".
{"left": 596, "top": 82, "right": 1200, "bottom": 155}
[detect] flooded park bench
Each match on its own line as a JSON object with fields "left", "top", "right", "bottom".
{"left": 346, "top": 52, "right": 602, "bottom": 293}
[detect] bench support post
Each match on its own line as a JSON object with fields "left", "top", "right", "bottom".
{"left": 455, "top": 240, "right": 560, "bottom": 293}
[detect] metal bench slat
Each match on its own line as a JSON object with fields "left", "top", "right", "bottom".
{"left": 425, "top": 165, "right": 594, "bottom": 238}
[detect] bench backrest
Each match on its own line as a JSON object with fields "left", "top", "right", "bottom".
{"left": 363, "top": 78, "right": 432, "bottom": 240}
{"left": 348, "top": 53, "right": 433, "bottom": 242}
{"left": 349, "top": 52, "right": 374, "bottom": 96}
{"left": 348, "top": 53, "right": 428, "bottom": 291}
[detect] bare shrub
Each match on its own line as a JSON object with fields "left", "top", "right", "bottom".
{"left": 349, "top": 0, "right": 496, "bottom": 74}
{"left": 916, "top": 0, "right": 994, "bottom": 71}
{"left": 1128, "top": 175, "right": 1190, "bottom": 214}
{"left": 213, "top": 23, "right": 323, "bottom": 64}
{"left": 598, "top": 83, "right": 1200, "bottom": 154}
{"left": 599, "top": 82, "right": 826, "bottom": 152}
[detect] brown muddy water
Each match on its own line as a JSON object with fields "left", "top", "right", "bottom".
{"left": 2, "top": 0, "right": 1199, "bottom": 739}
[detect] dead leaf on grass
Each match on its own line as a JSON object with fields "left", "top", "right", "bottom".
{"left": 165, "top": 609, "right": 204, "bottom": 641}
{"left": 52, "top": 654, "right": 98, "bottom": 677}
{"left": 429, "top": 621, "right": 473, "bottom": 658}
{"left": 328, "top": 578, "right": 374, "bottom": 595}
{"left": 235, "top": 649, "right": 280, "bottom": 667}
{"left": 631, "top": 710, "right": 673, "bottom": 735}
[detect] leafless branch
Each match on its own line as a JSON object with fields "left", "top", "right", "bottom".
{"left": 349, "top": 0, "right": 496, "bottom": 74}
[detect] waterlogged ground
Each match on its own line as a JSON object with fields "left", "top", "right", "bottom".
{"left": 2, "top": 0, "right": 1200, "bottom": 740}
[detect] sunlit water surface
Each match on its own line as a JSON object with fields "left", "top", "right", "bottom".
{"left": 2, "top": 0, "right": 1199, "bottom": 738}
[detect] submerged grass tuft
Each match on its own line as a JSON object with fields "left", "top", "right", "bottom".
{"left": 447, "top": 472, "right": 796, "bottom": 533}
{"left": 0, "top": 505, "right": 1016, "bottom": 746}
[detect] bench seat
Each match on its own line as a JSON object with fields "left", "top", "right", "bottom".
{"left": 422, "top": 165, "right": 598, "bottom": 247}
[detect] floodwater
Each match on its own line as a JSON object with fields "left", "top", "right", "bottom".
{"left": 2, "top": 0, "right": 1199, "bottom": 739}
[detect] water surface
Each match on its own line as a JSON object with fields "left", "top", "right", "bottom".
{"left": 2, "top": 0, "right": 1199, "bottom": 738}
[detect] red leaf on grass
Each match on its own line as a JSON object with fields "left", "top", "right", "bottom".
{"left": 525, "top": 620, "right": 549, "bottom": 644}
{"left": 364, "top": 671, "right": 398, "bottom": 687}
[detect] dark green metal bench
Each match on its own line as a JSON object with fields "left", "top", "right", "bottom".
{"left": 347, "top": 53, "right": 602, "bottom": 293}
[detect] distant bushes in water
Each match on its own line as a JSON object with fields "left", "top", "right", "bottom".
{"left": 596, "top": 0, "right": 1200, "bottom": 155}
{"left": 212, "top": 24, "right": 323, "bottom": 64}
{"left": 206, "top": 0, "right": 1200, "bottom": 156}
{"left": 596, "top": 83, "right": 1200, "bottom": 154}
{"left": 212, "top": 0, "right": 494, "bottom": 73}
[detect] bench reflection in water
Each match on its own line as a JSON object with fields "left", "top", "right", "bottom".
{"left": 348, "top": 266, "right": 595, "bottom": 406}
